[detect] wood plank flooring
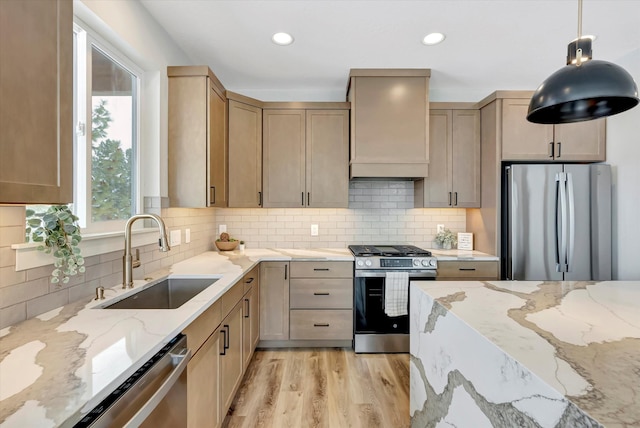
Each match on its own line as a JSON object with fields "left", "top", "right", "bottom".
{"left": 222, "top": 348, "right": 410, "bottom": 428}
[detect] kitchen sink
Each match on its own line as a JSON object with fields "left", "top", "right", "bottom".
{"left": 102, "top": 277, "right": 219, "bottom": 310}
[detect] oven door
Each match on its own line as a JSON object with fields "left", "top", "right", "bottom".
{"left": 354, "top": 270, "right": 435, "bottom": 334}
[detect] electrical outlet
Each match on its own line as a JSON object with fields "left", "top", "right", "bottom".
{"left": 219, "top": 224, "right": 227, "bottom": 234}
{"left": 311, "top": 224, "right": 319, "bottom": 236}
{"left": 185, "top": 228, "right": 191, "bottom": 243}
{"left": 437, "top": 224, "right": 445, "bottom": 234}
{"left": 170, "top": 229, "right": 181, "bottom": 246}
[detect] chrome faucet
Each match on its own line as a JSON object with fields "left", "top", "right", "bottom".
{"left": 123, "top": 214, "right": 171, "bottom": 289}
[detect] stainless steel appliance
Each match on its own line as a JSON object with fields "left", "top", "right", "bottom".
{"left": 349, "top": 245, "right": 437, "bottom": 353}
{"left": 71, "top": 334, "right": 190, "bottom": 428}
{"left": 503, "top": 163, "right": 612, "bottom": 281}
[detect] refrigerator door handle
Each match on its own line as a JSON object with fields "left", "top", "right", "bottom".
{"left": 556, "top": 172, "right": 569, "bottom": 272}
{"left": 566, "top": 172, "right": 576, "bottom": 272}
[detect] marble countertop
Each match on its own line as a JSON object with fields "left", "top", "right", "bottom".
{"left": 411, "top": 280, "right": 640, "bottom": 427}
{"left": 0, "top": 248, "right": 352, "bottom": 428}
{"left": 428, "top": 249, "right": 498, "bottom": 261}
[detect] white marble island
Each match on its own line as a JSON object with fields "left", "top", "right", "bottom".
{"left": 410, "top": 280, "right": 640, "bottom": 428}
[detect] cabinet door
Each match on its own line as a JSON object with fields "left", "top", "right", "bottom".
{"left": 208, "top": 84, "right": 228, "bottom": 207}
{"left": 305, "top": 110, "right": 349, "bottom": 208}
{"left": 451, "top": 110, "right": 481, "bottom": 207}
{"left": 250, "top": 278, "right": 260, "bottom": 350}
{"left": 242, "top": 283, "right": 260, "bottom": 370}
{"left": 417, "top": 110, "right": 452, "bottom": 207}
{"left": 263, "top": 110, "right": 306, "bottom": 207}
{"left": 501, "top": 99, "right": 554, "bottom": 161}
{"left": 188, "top": 327, "right": 220, "bottom": 428}
{"left": 220, "top": 302, "right": 243, "bottom": 417}
{"left": 553, "top": 118, "right": 606, "bottom": 161}
{"left": 228, "top": 100, "right": 262, "bottom": 207}
{"left": 168, "top": 75, "right": 208, "bottom": 207}
{"left": 259, "top": 262, "right": 290, "bottom": 340}
{"left": 0, "top": 0, "right": 72, "bottom": 204}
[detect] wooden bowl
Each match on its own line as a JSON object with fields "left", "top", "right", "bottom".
{"left": 215, "top": 241, "right": 238, "bottom": 251}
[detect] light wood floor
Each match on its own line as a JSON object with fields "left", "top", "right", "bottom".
{"left": 222, "top": 348, "right": 410, "bottom": 428}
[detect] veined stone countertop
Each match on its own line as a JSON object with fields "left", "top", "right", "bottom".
{"left": 0, "top": 248, "right": 353, "bottom": 428}
{"left": 410, "top": 280, "right": 640, "bottom": 428}
{"left": 428, "top": 249, "right": 499, "bottom": 261}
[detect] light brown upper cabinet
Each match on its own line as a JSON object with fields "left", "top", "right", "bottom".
{"left": 227, "top": 92, "right": 263, "bottom": 207}
{"left": 262, "top": 104, "right": 349, "bottom": 208}
{"left": 168, "top": 66, "right": 228, "bottom": 207}
{"left": 415, "top": 105, "right": 480, "bottom": 208}
{"left": 501, "top": 97, "right": 606, "bottom": 161}
{"left": 347, "top": 69, "right": 430, "bottom": 179}
{"left": 0, "top": 0, "right": 73, "bottom": 204}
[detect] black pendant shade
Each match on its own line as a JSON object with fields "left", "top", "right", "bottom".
{"left": 527, "top": 59, "right": 639, "bottom": 124}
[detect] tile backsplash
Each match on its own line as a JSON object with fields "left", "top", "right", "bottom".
{"left": 0, "top": 206, "right": 216, "bottom": 329}
{"left": 215, "top": 180, "right": 466, "bottom": 249}
{"left": 0, "top": 180, "right": 467, "bottom": 328}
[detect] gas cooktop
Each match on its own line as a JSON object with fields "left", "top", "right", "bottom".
{"left": 348, "top": 245, "right": 432, "bottom": 257}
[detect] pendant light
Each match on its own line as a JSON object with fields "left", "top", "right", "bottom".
{"left": 527, "top": 0, "right": 639, "bottom": 124}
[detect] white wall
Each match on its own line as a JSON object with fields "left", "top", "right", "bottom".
{"left": 75, "top": 0, "right": 193, "bottom": 198}
{"left": 606, "top": 48, "right": 640, "bottom": 280}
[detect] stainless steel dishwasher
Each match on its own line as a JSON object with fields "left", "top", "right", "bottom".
{"left": 71, "top": 334, "right": 190, "bottom": 428}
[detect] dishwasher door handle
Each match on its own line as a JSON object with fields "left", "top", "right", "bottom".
{"left": 122, "top": 347, "right": 191, "bottom": 428}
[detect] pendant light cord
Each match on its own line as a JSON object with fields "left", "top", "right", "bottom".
{"left": 576, "top": 0, "right": 583, "bottom": 65}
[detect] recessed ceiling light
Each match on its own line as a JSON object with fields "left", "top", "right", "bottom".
{"left": 272, "top": 32, "right": 294, "bottom": 46}
{"left": 422, "top": 33, "right": 446, "bottom": 46}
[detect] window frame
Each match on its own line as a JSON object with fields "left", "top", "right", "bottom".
{"left": 73, "top": 19, "right": 144, "bottom": 234}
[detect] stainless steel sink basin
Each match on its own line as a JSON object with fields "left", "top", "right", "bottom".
{"left": 103, "top": 277, "right": 219, "bottom": 309}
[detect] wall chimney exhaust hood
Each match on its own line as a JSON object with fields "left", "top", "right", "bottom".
{"left": 347, "top": 69, "right": 431, "bottom": 179}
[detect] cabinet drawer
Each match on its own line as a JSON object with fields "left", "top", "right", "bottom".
{"left": 289, "top": 261, "right": 353, "bottom": 278}
{"left": 183, "top": 300, "right": 221, "bottom": 353}
{"left": 222, "top": 281, "right": 244, "bottom": 318}
{"left": 242, "top": 265, "right": 259, "bottom": 294}
{"left": 437, "top": 261, "right": 498, "bottom": 279}
{"left": 290, "top": 310, "right": 353, "bottom": 340}
{"left": 290, "top": 279, "right": 353, "bottom": 309}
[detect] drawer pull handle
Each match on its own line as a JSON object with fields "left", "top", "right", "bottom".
{"left": 314, "top": 323, "right": 330, "bottom": 327}
{"left": 313, "top": 268, "right": 330, "bottom": 271}
{"left": 458, "top": 268, "right": 476, "bottom": 271}
{"left": 313, "top": 292, "right": 330, "bottom": 296}
{"left": 245, "top": 277, "right": 254, "bottom": 284}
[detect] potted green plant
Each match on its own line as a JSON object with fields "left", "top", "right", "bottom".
{"left": 26, "top": 205, "right": 85, "bottom": 284}
{"left": 434, "top": 228, "right": 457, "bottom": 250}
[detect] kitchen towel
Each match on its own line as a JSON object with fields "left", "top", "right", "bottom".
{"left": 384, "top": 271, "right": 409, "bottom": 317}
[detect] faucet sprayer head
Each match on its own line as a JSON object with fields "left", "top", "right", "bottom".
{"left": 159, "top": 233, "right": 171, "bottom": 252}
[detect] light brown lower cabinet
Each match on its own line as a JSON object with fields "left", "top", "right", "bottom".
{"left": 187, "top": 326, "right": 220, "bottom": 428}
{"left": 436, "top": 260, "right": 499, "bottom": 280}
{"left": 259, "top": 262, "right": 290, "bottom": 341}
{"left": 242, "top": 280, "right": 260, "bottom": 370}
{"left": 219, "top": 301, "right": 244, "bottom": 416}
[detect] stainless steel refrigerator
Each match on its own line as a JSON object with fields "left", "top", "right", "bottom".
{"left": 503, "top": 164, "right": 612, "bottom": 281}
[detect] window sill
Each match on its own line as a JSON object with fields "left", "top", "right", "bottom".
{"left": 12, "top": 228, "right": 161, "bottom": 271}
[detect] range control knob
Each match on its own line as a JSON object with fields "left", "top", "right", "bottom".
{"left": 413, "top": 259, "right": 420, "bottom": 266}
{"left": 421, "top": 259, "right": 430, "bottom": 267}
{"left": 429, "top": 259, "right": 437, "bottom": 267}
{"left": 357, "top": 260, "right": 364, "bottom": 267}
{"left": 365, "top": 259, "right": 373, "bottom": 267}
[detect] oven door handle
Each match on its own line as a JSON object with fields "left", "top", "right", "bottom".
{"left": 355, "top": 270, "right": 436, "bottom": 278}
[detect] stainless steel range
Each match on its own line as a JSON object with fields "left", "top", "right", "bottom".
{"left": 349, "top": 245, "right": 437, "bottom": 353}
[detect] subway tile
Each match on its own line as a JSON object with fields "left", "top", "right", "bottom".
{"left": 0, "top": 278, "right": 50, "bottom": 308}
{"left": 0, "top": 266, "right": 26, "bottom": 288}
{"left": 0, "top": 247, "right": 15, "bottom": 268}
{"left": 69, "top": 279, "right": 101, "bottom": 303}
{"left": 26, "top": 289, "right": 69, "bottom": 319}
{"left": 0, "top": 303, "right": 26, "bottom": 329}
{"left": 0, "top": 226, "right": 25, "bottom": 247}
{"left": 0, "top": 207, "right": 26, "bottom": 227}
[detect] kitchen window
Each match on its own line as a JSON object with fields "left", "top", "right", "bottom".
{"left": 73, "top": 21, "right": 142, "bottom": 233}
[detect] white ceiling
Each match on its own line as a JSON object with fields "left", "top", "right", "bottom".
{"left": 139, "top": 0, "right": 640, "bottom": 102}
